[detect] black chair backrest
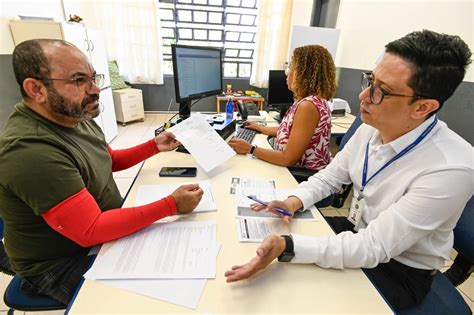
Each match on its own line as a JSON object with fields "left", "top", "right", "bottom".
{"left": 330, "top": 114, "right": 363, "bottom": 208}
{"left": 453, "top": 196, "right": 474, "bottom": 263}
{"left": 339, "top": 113, "right": 362, "bottom": 150}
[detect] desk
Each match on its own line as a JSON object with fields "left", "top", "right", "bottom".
{"left": 267, "top": 111, "right": 356, "bottom": 136}
{"left": 216, "top": 96, "right": 265, "bottom": 112}
{"left": 331, "top": 113, "right": 356, "bottom": 136}
{"left": 69, "top": 112, "right": 390, "bottom": 314}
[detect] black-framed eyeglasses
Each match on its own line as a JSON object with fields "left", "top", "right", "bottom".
{"left": 35, "top": 74, "right": 105, "bottom": 92}
{"left": 361, "top": 72, "right": 423, "bottom": 105}
{"left": 284, "top": 62, "right": 292, "bottom": 76}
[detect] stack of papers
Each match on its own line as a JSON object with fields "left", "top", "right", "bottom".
{"left": 84, "top": 221, "right": 219, "bottom": 309}
{"left": 237, "top": 218, "right": 273, "bottom": 242}
{"left": 229, "top": 176, "right": 275, "bottom": 195}
{"left": 230, "top": 177, "right": 318, "bottom": 244}
{"left": 168, "top": 113, "right": 235, "bottom": 172}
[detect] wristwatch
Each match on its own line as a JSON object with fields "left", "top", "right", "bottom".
{"left": 249, "top": 145, "right": 257, "bottom": 155}
{"left": 277, "top": 235, "right": 295, "bottom": 262}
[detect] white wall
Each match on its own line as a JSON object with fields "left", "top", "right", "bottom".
{"left": 335, "top": 0, "right": 473, "bottom": 82}
{"left": 0, "top": 0, "right": 64, "bottom": 53}
{"left": 289, "top": 0, "right": 313, "bottom": 27}
{"left": 287, "top": 0, "right": 314, "bottom": 57}
{"left": 61, "top": 0, "right": 101, "bottom": 29}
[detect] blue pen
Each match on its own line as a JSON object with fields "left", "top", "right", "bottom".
{"left": 247, "top": 195, "right": 293, "bottom": 217}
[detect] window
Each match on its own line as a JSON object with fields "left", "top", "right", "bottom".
{"left": 158, "top": 0, "right": 259, "bottom": 78}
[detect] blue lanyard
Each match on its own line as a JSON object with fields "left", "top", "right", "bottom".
{"left": 361, "top": 117, "right": 438, "bottom": 192}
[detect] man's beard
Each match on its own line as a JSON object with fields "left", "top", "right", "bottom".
{"left": 47, "top": 86, "right": 100, "bottom": 122}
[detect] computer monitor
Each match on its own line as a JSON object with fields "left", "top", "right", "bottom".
{"left": 268, "top": 70, "right": 294, "bottom": 107}
{"left": 268, "top": 70, "right": 294, "bottom": 121}
{"left": 172, "top": 44, "right": 223, "bottom": 120}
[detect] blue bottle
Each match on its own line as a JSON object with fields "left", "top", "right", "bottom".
{"left": 226, "top": 96, "right": 234, "bottom": 119}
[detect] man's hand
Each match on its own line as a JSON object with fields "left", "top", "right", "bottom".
{"left": 225, "top": 234, "right": 286, "bottom": 282}
{"left": 171, "top": 184, "right": 203, "bottom": 213}
{"left": 250, "top": 199, "right": 297, "bottom": 225}
{"left": 228, "top": 138, "right": 252, "bottom": 154}
{"left": 155, "top": 132, "right": 180, "bottom": 152}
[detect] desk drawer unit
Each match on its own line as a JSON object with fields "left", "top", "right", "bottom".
{"left": 112, "top": 88, "right": 145, "bottom": 125}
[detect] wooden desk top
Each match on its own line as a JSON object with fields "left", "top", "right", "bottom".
{"left": 266, "top": 111, "right": 356, "bottom": 135}
{"left": 331, "top": 113, "right": 356, "bottom": 135}
{"left": 69, "top": 112, "right": 390, "bottom": 314}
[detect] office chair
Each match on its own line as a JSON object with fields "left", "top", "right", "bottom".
{"left": 445, "top": 196, "right": 473, "bottom": 286}
{"left": 4, "top": 276, "right": 67, "bottom": 313}
{"left": 337, "top": 113, "right": 362, "bottom": 150}
{"left": 331, "top": 113, "right": 362, "bottom": 208}
{"left": 0, "top": 216, "right": 14, "bottom": 277}
{"left": 0, "top": 217, "right": 67, "bottom": 313}
{"left": 396, "top": 196, "right": 473, "bottom": 315}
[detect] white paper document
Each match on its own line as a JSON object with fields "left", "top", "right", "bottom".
{"left": 237, "top": 218, "right": 273, "bottom": 242}
{"left": 84, "top": 221, "right": 218, "bottom": 280}
{"left": 135, "top": 180, "right": 216, "bottom": 212}
{"left": 98, "top": 277, "right": 207, "bottom": 309}
{"left": 229, "top": 176, "right": 276, "bottom": 194}
{"left": 168, "top": 114, "right": 236, "bottom": 172}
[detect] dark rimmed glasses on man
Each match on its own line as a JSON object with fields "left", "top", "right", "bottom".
{"left": 35, "top": 74, "right": 105, "bottom": 92}
{"left": 361, "top": 72, "right": 425, "bottom": 105}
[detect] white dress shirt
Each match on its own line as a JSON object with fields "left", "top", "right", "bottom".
{"left": 291, "top": 115, "right": 473, "bottom": 270}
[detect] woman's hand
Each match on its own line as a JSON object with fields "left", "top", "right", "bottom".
{"left": 242, "top": 121, "right": 261, "bottom": 132}
{"left": 228, "top": 138, "right": 252, "bottom": 154}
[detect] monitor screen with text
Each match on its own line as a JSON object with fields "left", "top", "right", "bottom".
{"left": 172, "top": 45, "right": 223, "bottom": 103}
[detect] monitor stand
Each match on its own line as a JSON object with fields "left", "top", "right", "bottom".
{"left": 178, "top": 101, "right": 191, "bottom": 120}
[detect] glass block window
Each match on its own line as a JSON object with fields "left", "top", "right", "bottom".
{"left": 158, "top": 0, "right": 259, "bottom": 78}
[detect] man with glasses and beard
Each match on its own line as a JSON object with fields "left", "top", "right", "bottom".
{"left": 0, "top": 39, "right": 203, "bottom": 304}
{"left": 225, "top": 30, "right": 472, "bottom": 311}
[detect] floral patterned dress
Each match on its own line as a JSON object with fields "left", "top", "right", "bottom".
{"left": 274, "top": 95, "right": 331, "bottom": 170}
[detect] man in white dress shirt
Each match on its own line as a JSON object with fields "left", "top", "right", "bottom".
{"left": 225, "top": 30, "right": 472, "bottom": 311}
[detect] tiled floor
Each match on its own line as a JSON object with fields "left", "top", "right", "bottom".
{"left": 1, "top": 114, "right": 472, "bottom": 313}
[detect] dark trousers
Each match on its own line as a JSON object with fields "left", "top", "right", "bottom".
{"left": 325, "top": 216, "right": 435, "bottom": 311}
{"left": 21, "top": 253, "right": 92, "bottom": 305}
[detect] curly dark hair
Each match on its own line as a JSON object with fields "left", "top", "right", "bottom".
{"left": 291, "top": 45, "right": 337, "bottom": 100}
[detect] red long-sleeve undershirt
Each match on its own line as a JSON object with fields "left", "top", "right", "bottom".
{"left": 107, "top": 139, "right": 159, "bottom": 172}
{"left": 42, "top": 187, "right": 177, "bottom": 247}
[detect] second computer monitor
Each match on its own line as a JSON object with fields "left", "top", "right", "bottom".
{"left": 172, "top": 44, "right": 223, "bottom": 119}
{"left": 268, "top": 70, "right": 294, "bottom": 121}
{"left": 268, "top": 70, "right": 294, "bottom": 106}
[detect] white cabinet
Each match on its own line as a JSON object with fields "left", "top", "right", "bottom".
{"left": 112, "top": 88, "right": 145, "bottom": 126}
{"left": 9, "top": 20, "right": 118, "bottom": 143}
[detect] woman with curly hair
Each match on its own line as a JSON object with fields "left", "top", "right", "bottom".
{"left": 229, "top": 45, "right": 336, "bottom": 175}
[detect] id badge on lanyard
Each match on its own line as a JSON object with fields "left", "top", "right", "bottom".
{"left": 348, "top": 192, "right": 365, "bottom": 227}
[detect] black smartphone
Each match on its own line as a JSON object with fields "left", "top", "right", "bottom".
{"left": 159, "top": 167, "right": 197, "bottom": 177}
